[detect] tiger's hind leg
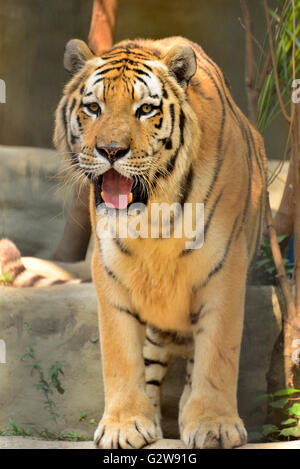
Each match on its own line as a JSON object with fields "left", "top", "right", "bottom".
{"left": 143, "top": 326, "right": 171, "bottom": 437}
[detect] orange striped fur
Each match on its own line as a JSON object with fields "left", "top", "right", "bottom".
{"left": 54, "top": 37, "right": 266, "bottom": 449}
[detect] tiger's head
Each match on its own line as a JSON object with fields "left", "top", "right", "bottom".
{"left": 54, "top": 39, "right": 197, "bottom": 209}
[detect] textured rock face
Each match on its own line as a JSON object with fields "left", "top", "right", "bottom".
{"left": 0, "top": 283, "right": 283, "bottom": 440}
{"left": 0, "top": 146, "right": 72, "bottom": 258}
{"left": 1, "top": 436, "right": 299, "bottom": 449}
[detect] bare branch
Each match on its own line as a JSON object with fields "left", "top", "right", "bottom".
{"left": 240, "top": 0, "right": 259, "bottom": 127}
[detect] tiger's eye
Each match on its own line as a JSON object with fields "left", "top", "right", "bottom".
{"left": 87, "top": 103, "right": 100, "bottom": 113}
{"left": 141, "top": 104, "right": 153, "bottom": 114}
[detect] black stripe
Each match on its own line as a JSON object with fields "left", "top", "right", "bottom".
{"left": 162, "top": 87, "right": 168, "bottom": 99}
{"left": 250, "top": 190, "right": 265, "bottom": 264}
{"left": 76, "top": 114, "right": 82, "bottom": 130}
{"left": 247, "top": 126, "right": 266, "bottom": 184}
{"left": 154, "top": 117, "right": 163, "bottom": 129}
{"left": 69, "top": 98, "right": 77, "bottom": 115}
{"left": 151, "top": 328, "right": 193, "bottom": 346}
{"left": 179, "top": 110, "right": 185, "bottom": 145}
{"left": 62, "top": 102, "right": 68, "bottom": 130}
{"left": 201, "top": 214, "right": 240, "bottom": 287}
{"left": 61, "top": 101, "right": 72, "bottom": 153}
{"left": 204, "top": 188, "right": 224, "bottom": 235}
{"left": 129, "top": 67, "right": 151, "bottom": 78}
{"left": 146, "top": 380, "right": 161, "bottom": 386}
{"left": 104, "top": 264, "right": 120, "bottom": 282}
{"left": 190, "top": 304, "right": 205, "bottom": 325}
{"left": 178, "top": 165, "right": 194, "bottom": 206}
{"left": 93, "top": 77, "right": 104, "bottom": 86}
{"left": 197, "top": 65, "right": 226, "bottom": 204}
{"left": 146, "top": 335, "right": 162, "bottom": 347}
{"left": 113, "top": 237, "right": 131, "bottom": 255}
{"left": 236, "top": 121, "right": 253, "bottom": 238}
{"left": 135, "top": 75, "right": 150, "bottom": 89}
{"left": 70, "top": 133, "right": 78, "bottom": 145}
{"left": 144, "top": 358, "right": 168, "bottom": 367}
{"left": 98, "top": 66, "right": 123, "bottom": 76}
{"left": 165, "top": 145, "right": 181, "bottom": 174}
{"left": 116, "top": 305, "right": 145, "bottom": 326}
{"left": 169, "top": 103, "right": 175, "bottom": 139}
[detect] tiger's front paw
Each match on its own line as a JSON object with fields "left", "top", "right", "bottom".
{"left": 181, "top": 415, "right": 247, "bottom": 449}
{"left": 94, "top": 415, "right": 160, "bottom": 449}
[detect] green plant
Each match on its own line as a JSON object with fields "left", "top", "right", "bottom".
{"left": 0, "top": 272, "right": 13, "bottom": 285}
{"left": 252, "top": 234, "right": 293, "bottom": 284}
{"left": 0, "top": 418, "right": 91, "bottom": 441}
{"left": 249, "top": 388, "right": 300, "bottom": 442}
{"left": 0, "top": 417, "right": 32, "bottom": 437}
{"left": 21, "top": 323, "right": 65, "bottom": 421}
{"left": 258, "top": 0, "right": 300, "bottom": 133}
{"left": 79, "top": 411, "right": 87, "bottom": 422}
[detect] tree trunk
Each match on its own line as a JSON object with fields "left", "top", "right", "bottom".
{"left": 273, "top": 156, "right": 295, "bottom": 240}
{"left": 282, "top": 105, "right": 300, "bottom": 388}
{"left": 53, "top": 0, "right": 119, "bottom": 262}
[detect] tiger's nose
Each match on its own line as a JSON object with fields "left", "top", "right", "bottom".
{"left": 95, "top": 144, "right": 130, "bottom": 163}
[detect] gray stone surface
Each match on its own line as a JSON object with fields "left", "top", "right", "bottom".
{"left": 239, "top": 286, "right": 283, "bottom": 428}
{"left": 0, "top": 283, "right": 284, "bottom": 440}
{"left": 0, "top": 145, "right": 73, "bottom": 258}
{"left": 1, "top": 436, "right": 300, "bottom": 450}
{"left": 0, "top": 283, "right": 101, "bottom": 439}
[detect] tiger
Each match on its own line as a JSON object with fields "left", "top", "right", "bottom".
{"left": 54, "top": 36, "right": 266, "bottom": 449}
{"left": 0, "top": 238, "right": 87, "bottom": 287}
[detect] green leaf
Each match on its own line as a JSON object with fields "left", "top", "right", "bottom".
{"left": 273, "top": 388, "right": 300, "bottom": 397}
{"left": 280, "top": 426, "right": 300, "bottom": 437}
{"left": 277, "top": 234, "right": 289, "bottom": 243}
{"left": 9, "top": 417, "right": 18, "bottom": 433}
{"left": 79, "top": 411, "right": 87, "bottom": 422}
{"left": 262, "top": 424, "right": 278, "bottom": 436}
{"left": 287, "top": 403, "right": 300, "bottom": 417}
{"left": 281, "top": 418, "right": 298, "bottom": 426}
{"left": 270, "top": 398, "right": 289, "bottom": 409}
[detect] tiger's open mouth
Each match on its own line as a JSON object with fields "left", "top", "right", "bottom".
{"left": 93, "top": 168, "right": 149, "bottom": 209}
{"left": 101, "top": 168, "right": 133, "bottom": 209}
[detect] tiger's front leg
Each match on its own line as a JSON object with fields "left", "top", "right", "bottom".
{"left": 180, "top": 245, "right": 248, "bottom": 449}
{"left": 93, "top": 258, "right": 159, "bottom": 449}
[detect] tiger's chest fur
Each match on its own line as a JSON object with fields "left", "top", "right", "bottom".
{"left": 94, "top": 196, "right": 229, "bottom": 332}
{"left": 99, "top": 235, "right": 194, "bottom": 330}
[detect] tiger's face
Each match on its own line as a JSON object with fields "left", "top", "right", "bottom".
{"left": 55, "top": 40, "right": 197, "bottom": 209}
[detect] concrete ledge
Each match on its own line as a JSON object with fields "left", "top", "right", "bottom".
{"left": 0, "top": 436, "right": 300, "bottom": 450}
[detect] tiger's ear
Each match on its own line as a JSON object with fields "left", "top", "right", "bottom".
{"left": 64, "top": 39, "right": 94, "bottom": 75}
{"left": 164, "top": 45, "right": 197, "bottom": 89}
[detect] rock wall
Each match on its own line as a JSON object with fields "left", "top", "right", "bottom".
{"left": 0, "top": 283, "right": 283, "bottom": 439}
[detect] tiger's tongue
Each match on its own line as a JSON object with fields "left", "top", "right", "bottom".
{"left": 102, "top": 168, "right": 133, "bottom": 209}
